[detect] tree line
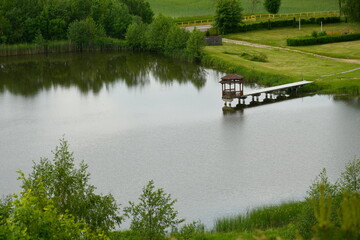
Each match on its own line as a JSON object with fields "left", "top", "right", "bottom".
{"left": 0, "top": 0, "right": 153, "bottom": 44}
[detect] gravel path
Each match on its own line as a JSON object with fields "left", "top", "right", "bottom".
{"left": 223, "top": 38, "right": 360, "bottom": 65}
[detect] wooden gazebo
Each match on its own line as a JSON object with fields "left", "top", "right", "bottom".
{"left": 219, "top": 73, "right": 244, "bottom": 100}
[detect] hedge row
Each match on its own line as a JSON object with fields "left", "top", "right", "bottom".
{"left": 237, "top": 17, "right": 341, "bottom": 32}
{"left": 286, "top": 33, "right": 360, "bottom": 46}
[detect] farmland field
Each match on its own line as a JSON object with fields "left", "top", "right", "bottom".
{"left": 147, "top": 0, "right": 339, "bottom": 17}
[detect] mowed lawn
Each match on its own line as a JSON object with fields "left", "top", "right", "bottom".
{"left": 225, "top": 23, "right": 360, "bottom": 59}
{"left": 147, "top": 0, "right": 339, "bottom": 17}
{"left": 204, "top": 44, "right": 360, "bottom": 93}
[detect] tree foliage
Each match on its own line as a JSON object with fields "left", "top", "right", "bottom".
{"left": 164, "top": 25, "right": 190, "bottom": 55}
{"left": 298, "top": 158, "right": 360, "bottom": 239}
{"left": 263, "top": 0, "right": 281, "bottom": 14}
{"left": 24, "top": 138, "right": 122, "bottom": 232}
{"left": 342, "top": 0, "right": 360, "bottom": 22}
{"left": 214, "top": 0, "right": 243, "bottom": 34}
{"left": 126, "top": 20, "right": 148, "bottom": 50}
{"left": 0, "top": 0, "right": 152, "bottom": 43}
{"left": 121, "top": 0, "right": 154, "bottom": 24}
{"left": 0, "top": 173, "right": 108, "bottom": 240}
{"left": 68, "top": 17, "right": 105, "bottom": 51}
{"left": 146, "top": 15, "right": 174, "bottom": 51}
{"left": 186, "top": 29, "right": 205, "bottom": 61}
{"left": 124, "top": 180, "right": 184, "bottom": 240}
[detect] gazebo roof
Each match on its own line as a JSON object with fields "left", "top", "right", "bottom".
{"left": 220, "top": 73, "right": 244, "bottom": 83}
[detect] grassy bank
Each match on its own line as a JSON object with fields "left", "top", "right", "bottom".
{"left": 225, "top": 23, "right": 360, "bottom": 59}
{"left": 204, "top": 21, "right": 360, "bottom": 96}
{"left": 0, "top": 39, "right": 127, "bottom": 57}
{"left": 203, "top": 43, "right": 360, "bottom": 95}
{"left": 147, "top": 0, "right": 339, "bottom": 17}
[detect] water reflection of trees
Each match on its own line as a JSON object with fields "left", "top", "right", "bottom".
{"left": 333, "top": 96, "right": 360, "bottom": 110}
{"left": 0, "top": 52, "right": 206, "bottom": 97}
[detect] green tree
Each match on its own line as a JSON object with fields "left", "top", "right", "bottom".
{"left": 338, "top": 158, "right": 360, "bottom": 193}
{"left": 121, "top": 0, "right": 154, "bottom": 24}
{"left": 126, "top": 19, "right": 148, "bottom": 50}
{"left": 0, "top": 173, "right": 107, "bottom": 240}
{"left": 124, "top": 180, "right": 184, "bottom": 240}
{"left": 24, "top": 138, "right": 122, "bottom": 232}
{"left": 68, "top": 17, "right": 105, "bottom": 51}
{"left": 214, "top": 0, "right": 243, "bottom": 34}
{"left": 186, "top": 28, "right": 205, "bottom": 61}
{"left": 146, "top": 15, "right": 174, "bottom": 51}
{"left": 164, "top": 25, "right": 190, "bottom": 55}
{"left": 263, "top": 0, "right": 281, "bottom": 14}
{"left": 342, "top": 0, "right": 360, "bottom": 22}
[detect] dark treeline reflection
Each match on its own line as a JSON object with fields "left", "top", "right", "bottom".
{"left": 334, "top": 96, "right": 360, "bottom": 110}
{"left": 0, "top": 52, "right": 206, "bottom": 97}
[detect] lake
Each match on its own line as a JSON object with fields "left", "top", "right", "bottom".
{"left": 0, "top": 52, "right": 359, "bottom": 228}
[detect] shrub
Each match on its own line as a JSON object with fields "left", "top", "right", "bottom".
{"left": 318, "top": 31, "right": 327, "bottom": 37}
{"left": 124, "top": 180, "right": 184, "bottom": 240}
{"left": 146, "top": 15, "right": 173, "bottom": 51}
{"left": 68, "top": 18, "right": 105, "bottom": 51}
{"left": 186, "top": 28, "right": 205, "bottom": 61}
{"left": 311, "top": 31, "right": 318, "bottom": 38}
{"left": 287, "top": 33, "right": 360, "bottom": 46}
{"left": 164, "top": 25, "right": 190, "bottom": 55}
{"left": 126, "top": 20, "right": 148, "bottom": 50}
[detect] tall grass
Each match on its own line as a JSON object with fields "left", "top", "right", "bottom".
{"left": 214, "top": 201, "right": 306, "bottom": 233}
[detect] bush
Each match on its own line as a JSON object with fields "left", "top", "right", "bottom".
{"left": 124, "top": 180, "right": 184, "bottom": 240}
{"left": 186, "top": 28, "right": 205, "bottom": 61}
{"left": 237, "top": 17, "right": 341, "bottom": 33}
{"left": 68, "top": 18, "right": 105, "bottom": 51}
{"left": 311, "top": 31, "right": 318, "bottom": 38}
{"left": 318, "top": 31, "right": 327, "bottom": 37}
{"left": 287, "top": 33, "right": 360, "bottom": 46}
{"left": 146, "top": 15, "right": 174, "bottom": 51}
{"left": 126, "top": 20, "right": 148, "bottom": 50}
{"left": 164, "top": 25, "right": 190, "bottom": 55}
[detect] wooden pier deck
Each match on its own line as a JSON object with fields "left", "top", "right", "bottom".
{"left": 241, "top": 80, "right": 313, "bottom": 98}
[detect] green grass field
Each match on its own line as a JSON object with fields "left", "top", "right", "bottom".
{"left": 204, "top": 40, "right": 360, "bottom": 95}
{"left": 225, "top": 23, "right": 360, "bottom": 59}
{"left": 147, "top": 0, "right": 339, "bottom": 17}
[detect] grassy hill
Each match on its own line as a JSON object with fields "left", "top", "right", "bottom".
{"left": 147, "top": 0, "right": 340, "bottom": 17}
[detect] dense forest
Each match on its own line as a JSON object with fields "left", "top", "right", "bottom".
{"left": 0, "top": 0, "right": 153, "bottom": 44}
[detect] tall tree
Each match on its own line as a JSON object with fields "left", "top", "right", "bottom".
{"left": 214, "top": 0, "right": 243, "bottom": 34}
{"left": 263, "top": 0, "right": 281, "bottom": 14}
{"left": 342, "top": 0, "right": 360, "bottom": 22}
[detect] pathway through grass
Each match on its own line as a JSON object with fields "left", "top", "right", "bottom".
{"left": 222, "top": 38, "right": 360, "bottom": 64}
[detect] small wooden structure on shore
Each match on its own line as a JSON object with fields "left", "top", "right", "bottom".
{"left": 219, "top": 73, "right": 312, "bottom": 105}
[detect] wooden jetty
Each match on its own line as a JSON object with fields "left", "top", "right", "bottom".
{"left": 220, "top": 73, "right": 312, "bottom": 104}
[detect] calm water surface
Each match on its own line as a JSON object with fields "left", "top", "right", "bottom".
{"left": 1, "top": 53, "right": 360, "bottom": 227}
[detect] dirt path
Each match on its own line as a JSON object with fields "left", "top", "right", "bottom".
{"left": 223, "top": 38, "right": 360, "bottom": 65}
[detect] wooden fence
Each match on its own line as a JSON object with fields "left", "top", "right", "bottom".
{"left": 177, "top": 11, "right": 340, "bottom": 27}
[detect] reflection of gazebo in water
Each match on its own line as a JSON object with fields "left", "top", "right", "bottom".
{"left": 219, "top": 73, "right": 244, "bottom": 104}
